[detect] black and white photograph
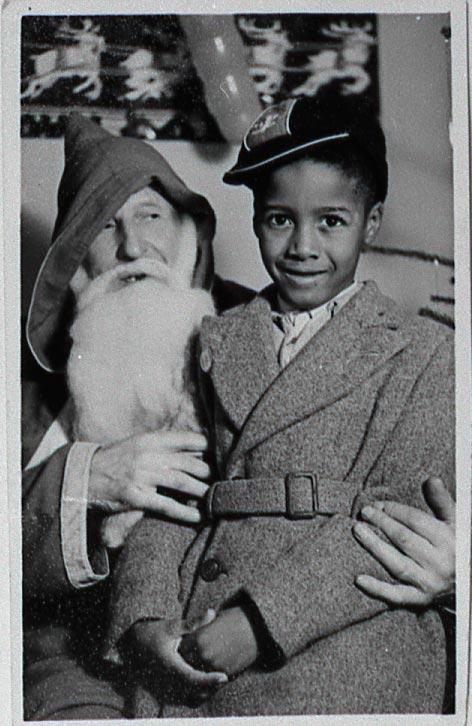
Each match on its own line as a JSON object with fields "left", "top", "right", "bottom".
{"left": 1, "top": 0, "right": 471, "bottom": 723}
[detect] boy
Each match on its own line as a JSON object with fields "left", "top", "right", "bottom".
{"left": 106, "top": 95, "right": 454, "bottom": 716}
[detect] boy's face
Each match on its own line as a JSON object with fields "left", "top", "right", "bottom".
{"left": 253, "top": 159, "right": 382, "bottom": 311}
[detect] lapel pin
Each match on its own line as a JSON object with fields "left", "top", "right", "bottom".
{"left": 200, "top": 348, "right": 213, "bottom": 372}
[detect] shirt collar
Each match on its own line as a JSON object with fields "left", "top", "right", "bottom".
{"left": 273, "top": 280, "right": 362, "bottom": 325}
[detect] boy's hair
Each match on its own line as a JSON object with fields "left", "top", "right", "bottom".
{"left": 248, "top": 141, "right": 380, "bottom": 212}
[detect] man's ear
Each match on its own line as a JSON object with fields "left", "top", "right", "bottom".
{"left": 171, "top": 215, "right": 197, "bottom": 289}
{"left": 364, "top": 202, "right": 383, "bottom": 246}
{"left": 70, "top": 265, "right": 91, "bottom": 296}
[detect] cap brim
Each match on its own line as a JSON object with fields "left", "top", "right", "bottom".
{"left": 223, "top": 132, "right": 350, "bottom": 186}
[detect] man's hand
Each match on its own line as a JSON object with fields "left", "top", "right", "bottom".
{"left": 353, "top": 477, "right": 455, "bottom": 607}
{"left": 126, "top": 611, "right": 228, "bottom": 702}
{"left": 88, "top": 431, "right": 210, "bottom": 524}
{"left": 179, "top": 606, "right": 260, "bottom": 678}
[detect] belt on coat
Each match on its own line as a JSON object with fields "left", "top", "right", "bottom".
{"left": 205, "top": 473, "right": 348, "bottom": 520}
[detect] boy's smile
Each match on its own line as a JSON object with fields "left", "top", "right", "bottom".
{"left": 253, "top": 159, "right": 382, "bottom": 311}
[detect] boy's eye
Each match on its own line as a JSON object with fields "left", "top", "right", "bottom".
{"left": 320, "top": 214, "right": 346, "bottom": 229}
{"left": 266, "top": 213, "right": 293, "bottom": 228}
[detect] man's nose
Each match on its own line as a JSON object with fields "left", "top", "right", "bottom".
{"left": 116, "top": 222, "right": 143, "bottom": 261}
{"left": 287, "top": 223, "right": 320, "bottom": 259}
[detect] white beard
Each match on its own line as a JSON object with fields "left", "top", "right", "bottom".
{"left": 68, "top": 257, "right": 215, "bottom": 548}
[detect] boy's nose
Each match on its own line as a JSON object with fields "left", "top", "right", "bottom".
{"left": 116, "top": 222, "right": 144, "bottom": 261}
{"left": 288, "top": 225, "right": 320, "bottom": 259}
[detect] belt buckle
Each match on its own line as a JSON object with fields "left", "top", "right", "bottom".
{"left": 285, "top": 473, "right": 317, "bottom": 519}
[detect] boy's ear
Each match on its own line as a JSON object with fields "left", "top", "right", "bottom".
{"left": 364, "top": 202, "right": 383, "bottom": 246}
{"left": 252, "top": 213, "right": 260, "bottom": 239}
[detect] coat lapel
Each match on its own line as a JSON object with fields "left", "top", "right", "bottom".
{"left": 199, "top": 295, "right": 279, "bottom": 431}
{"left": 228, "top": 282, "right": 411, "bottom": 464}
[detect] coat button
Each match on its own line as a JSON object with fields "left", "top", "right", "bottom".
{"left": 200, "top": 348, "right": 212, "bottom": 373}
{"left": 200, "top": 557, "right": 222, "bottom": 582}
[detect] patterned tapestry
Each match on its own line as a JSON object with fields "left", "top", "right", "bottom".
{"left": 21, "top": 14, "right": 378, "bottom": 140}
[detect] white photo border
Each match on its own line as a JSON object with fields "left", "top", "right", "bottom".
{"left": 2, "top": 1, "right": 470, "bottom": 724}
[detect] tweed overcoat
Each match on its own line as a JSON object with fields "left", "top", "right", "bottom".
{"left": 108, "top": 281, "right": 454, "bottom": 717}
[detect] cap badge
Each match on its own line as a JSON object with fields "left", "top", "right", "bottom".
{"left": 244, "top": 99, "right": 294, "bottom": 150}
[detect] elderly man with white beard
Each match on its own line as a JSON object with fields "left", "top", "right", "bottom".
{"left": 22, "top": 115, "right": 245, "bottom": 720}
{"left": 22, "top": 116, "right": 455, "bottom": 720}
{"left": 68, "top": 194, "right": 217, "bottom": 550}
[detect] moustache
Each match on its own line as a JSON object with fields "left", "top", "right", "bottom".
{"left": 75, "top": 258, "right": 171, "bottom": 312}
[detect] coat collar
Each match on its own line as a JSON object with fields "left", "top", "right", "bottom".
{"left": 200, "top": 292, "right": 279, "bottom": 431}
{"left": 200, "top": 281, "right": 410, "bottom": 458}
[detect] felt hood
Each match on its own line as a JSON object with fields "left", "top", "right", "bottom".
{"left": 27, "top": 115, "right": 216, "bottom": 372}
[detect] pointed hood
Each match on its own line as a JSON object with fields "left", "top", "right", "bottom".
{"left": 27, "top": 114, "right": 216, "bottom": 372}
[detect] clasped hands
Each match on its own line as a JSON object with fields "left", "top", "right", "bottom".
{"left": 127, "top": 605, "right": 259, "bottom": 701}
{"left": 89, "top": 431, "right": 260, "bottom": 698}
{"left": 126, "top": 472, "right": 456, "bottom": 702}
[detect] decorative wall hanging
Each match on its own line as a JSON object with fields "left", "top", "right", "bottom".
{"left": 21, "top": 13, "right": 378, "bottom": 141}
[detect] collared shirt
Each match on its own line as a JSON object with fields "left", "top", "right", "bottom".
{"left": 272, "top": 281, "right": 362, "bottom": 368}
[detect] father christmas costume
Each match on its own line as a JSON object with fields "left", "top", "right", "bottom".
{"left": 22, "top": 115, "right": 249, "bottom": 720}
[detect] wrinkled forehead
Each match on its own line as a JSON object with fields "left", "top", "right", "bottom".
{"left": 112, "top": 184, "right": 180, "bottom": 219}
{"left": 83, "top": 182, "right": 192, "bottom": 277}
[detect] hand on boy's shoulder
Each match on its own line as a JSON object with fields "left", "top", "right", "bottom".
{"left": 179, "top": 606, "right": 260, "bottom": 678}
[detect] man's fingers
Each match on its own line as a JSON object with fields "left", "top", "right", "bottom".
{"left": 155, "top": 471, "right": 210, "bottom": 498}
{"left": 352, "top": 522, "right": 428, "bottom": 584}
{"left": 422, "top": 477, "right": 456, "bottom": 524}
{"left": 133, "top": 491, "right": 202, "bottom": 524}
{"left": 141, "top": 430, "right": 209, "bottom": 453}
{"left": 359, "top": 507, "right": 436, "bottom": 565}
{"left": 136, "top": 459, "right": 210, "bottom": 497}
{"left": 367, "top": 501, "right": 444, "bottom": 544}
{"left": 175, "top": 455, "right": 211, "bottom": 481}
{"left": 355, "top": 575, "right": 429, "bottom": 607}
{"left": 139, "top": 455, "right": 211, "bottom": 489}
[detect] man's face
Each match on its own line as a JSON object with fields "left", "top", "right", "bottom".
{"left": 253, "top": 159, "right": 382, "bottom": 311}
{"left": 84, "top": 186, "right": 183, "bottom": 279}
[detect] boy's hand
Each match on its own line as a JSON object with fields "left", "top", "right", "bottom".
{"left": 127, "top": 611, "right": 228, "bottom": 699}
{"left": 179, "top": 606, "right": 260, "bottom": 678}
{"left": 353, "top": 477, "right": 455, "bottom": 607}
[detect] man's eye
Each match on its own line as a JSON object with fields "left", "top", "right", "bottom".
{"left": 137, "top": 210, "right": 161, "bottom": 221}
{"left": 267, "top": 214, "right": 292, "bottom": 228}
{"left": 103, "top": 220, "right": 116, "bottom": 230}
{"left": 320, "top": 215, "right": 345, "bottom": 228}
